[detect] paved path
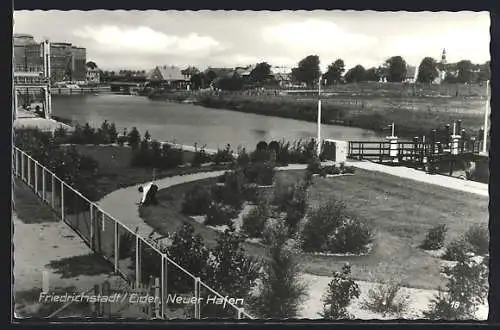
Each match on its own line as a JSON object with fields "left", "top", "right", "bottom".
{"left": 98, "top": 159, "right": 487, "bottom": 238}
{"left": 97, "top": 171, "right": 226, "bottom": 237}
{"left": 346, "top": 160, "right": 488, "bottom": 197}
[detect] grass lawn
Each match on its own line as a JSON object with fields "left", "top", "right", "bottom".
{"left": 71, "top": 144, "right": 227, "bottom": 201}
{"left": 139, "top": 168, "right": 488, "bottom": 291}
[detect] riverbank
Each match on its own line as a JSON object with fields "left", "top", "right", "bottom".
{"left": 148, "top": 90, "right": 485, "bottom": 140}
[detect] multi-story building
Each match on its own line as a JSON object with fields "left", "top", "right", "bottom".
{"left": 12, "top": 34, "right": 87, "bottom": 84}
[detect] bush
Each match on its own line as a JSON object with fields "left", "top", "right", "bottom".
{"left": 284, "top": 182, "right": 309, "bottom": 233}
{"left": 243, "top": 162, "right": 275, "bottom": 186}
{"left": 191, "top": 144, "right": 211, "bottom": 168}
{"left": 118, "top": 231, "right": 135, "bottom": 259}
{"left": 424, "top": 257, "right": 488, "bottom": 320}
{"left": 212, "top": 144, "right": 235, "bottom": 165}
{"left": 166, "top": 223, "right": 211, "bottom": 293}
{"left": 127, "top": 127, "right": 141, "bottom": 149}
{"left": 241, "top": 202, "right": 271, "bottom": 238}
{"left": 442, "top": 239, "right": 474, "bottom": 262}
{"left": 326, "top": 216, "right": 374, "bottom": 254}
{"left": 420, "top": 224, "right": 448, "bottom": 250}
{"left": 361, "top": 282, "right": 410, "bottom": 317}
{"left": 211, "top": 170, "right": 246, "bottom": 209}
{"left": 320, "top": 264, "right": 360, "bottom": 320}
{"left": 204, "top": 202, "right": 237, "bottom": 227}
{"left": 250, "top": 149, "right": 272, "bottom": 163}
{"left": 236, "top": 147, "right": 251, "bottom": 167}
{"left": 182, "top": 184, "right": 212, "bottom": 215}
{"left": 256, "top": 141, "right": 268, "bottom": 151}
{"left": 301, "top": 199, "right": 349, "bottom": 253}
{"left": 306, "top": 156, "right": 321, "bottom": 175}
{"left": 242, "top": 184, "right": 261, "bottom": 204}
{"left": 463, "top": 224, "right": 489, "bottom": 255}
{"left": 250, "top": 217, "right": 308, "bottom": 318}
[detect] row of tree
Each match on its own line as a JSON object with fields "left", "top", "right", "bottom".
{"left": 92, "top": 53, "right": 490, "bottom": 89}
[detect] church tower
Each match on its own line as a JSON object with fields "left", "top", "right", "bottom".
{"left": 441, "top": 48, "right": 447, "bottom": 65}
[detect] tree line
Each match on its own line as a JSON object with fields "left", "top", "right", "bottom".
{"left": 92, "top": 54, "right": 490, "bottom": 90}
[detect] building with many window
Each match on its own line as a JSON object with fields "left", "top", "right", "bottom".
{"left": 12, "top": 34, "right": 87, "bottom": 84}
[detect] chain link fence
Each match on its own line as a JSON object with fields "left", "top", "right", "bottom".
{"left": 12, "top": 146, "right": 254, "bottom": 320}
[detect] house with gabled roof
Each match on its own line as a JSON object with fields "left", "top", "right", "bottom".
{"left": 147, "top": 65, "right": 190, "bottom": 89}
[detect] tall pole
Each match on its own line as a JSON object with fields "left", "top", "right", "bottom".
{"left": 482, "top": 80, "right": 489, "bottom": 154}
{"left": 317, "top": 76, "right": 322, "bottom": 157}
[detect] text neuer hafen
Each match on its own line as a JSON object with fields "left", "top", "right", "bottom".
{"left": 39, "top": 292, "right": 243, "bottom": 308}
{"left": 166, "top": 294, "right": 244, "bottom": 308}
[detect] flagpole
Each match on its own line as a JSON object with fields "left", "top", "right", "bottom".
{"left": 482, "top": 80, "right": 489, "bottom": 154}
{"left": 317, "top": 76, "right": 322, "bottom": 157}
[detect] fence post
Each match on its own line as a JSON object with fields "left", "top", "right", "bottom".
{"left": 237, "top": 307, "right": 243, "bottom": 319}
{"left": 21, "top": 153, "right": 25, "bottom": 181}
{"left": 135, "top": 236, "right": 141, "bottom": 287}
{"left": 27, "top": 157, "right": 31, "bottom": 187}
{"left": 15, "top": 149, "right": 19, "bottom": 176}
{"left": 51, "top": 175, "right": 55, "bottom": 208}
{"left": 161, "top": 254, "right": 166, "bottom": 319}
{"left": 194, "top": 277, "right": 200, "bottom": 319}
{"left": 61, "top": 181, "right": 65, "bottom": 222}
{"left": 154, "top": 277, "right": 161, "bottom": 318}
{"left": 34, "top": 162, "right": 38, "bottom": 195}
{"left": 42, "top": 168, "right": 46, "bottom": 202}
{"left": 114, "top": 221, "right": 119, "bottom": 273}
{"left": 90, "top": 204, "right": 94, "bottom": 249}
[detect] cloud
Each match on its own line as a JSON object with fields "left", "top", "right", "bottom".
{"left": 72, "top": 25, "right": 224, "bottom": 57}
{"left": 262, "top": 19, "right": 378, "bottom": 54}
{"left": 384, "top": 26, "right": 490, "bottom": 66}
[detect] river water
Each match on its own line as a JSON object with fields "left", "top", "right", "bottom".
{"left": 52, "top": 94, "right": 386, "bottom": 150}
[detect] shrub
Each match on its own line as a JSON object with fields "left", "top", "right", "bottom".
{"left": 320, "top": 264, "right": 360, "bottom": 320}
{"left": 212, "top": 144, "right": 235, "bottom": 165}
{"left": 242, "top": 202, "right": 271, "bottom": 238}
{"left": 242, "top": 184, "right": 261, "bottom": 204}
{"left": 250, "top": 217, "right": 308, "bottom": 318}
{"left": 204, "top": 202, "right": 237, "bottom": 227}
{"left": 442, "top": 239, "right": 474, "bottom": 262}
{"left": 250, "top": 149, "right": 272, "bottom": 163}
{"left": 236, "top": 147, "right": 251, "bottom": 167}
{"left": 463, "top": 224, "right": 489, "bottom": 255}
{"left": 166, "top": 223, "right": 211, "bottom": 293}
{"left": 160, "top": 144, "right": 184, "bottom": 169}
{"left": 256, "top": 141, "right": 268, "bottom": 151}
{"left": 361, "top": 282, "right": 410, "bottom": 317}
{"left": 191, "top": 144, "right": 211, "bottom": 168}
{"left": 243, "top": 162, "right": 275, "bottom": 186}
{"left": 306, "top": 156, "right": 321, "bottom": 175}
{"left": 118, "top": 231, "right": 135, "bottom": 259}
{"left": 424, "top": 257, "right": 488, "bottom": 320}
{"left": 127, "top": 127, "right": 141, "bottom": 149}
{"left": 420, "top": 224, "right": 448, "bottom": 250}
{"left": 301, "top": 199, "right": 349, "bottom": 253}
{"left": 212, "top": 170, "right": 246, "bottom": 209}
{"left": 326, "top": 216, "right": 374, "bottom": 254}
{"left": 182, "top": 184, "right": 212, "bottom": 215}
{"left": 284, "top": 182, "right": 309, "bottom": 233}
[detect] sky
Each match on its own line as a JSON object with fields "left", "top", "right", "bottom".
{"left": 13, "top": 10, "right": 491, "bottom": 72}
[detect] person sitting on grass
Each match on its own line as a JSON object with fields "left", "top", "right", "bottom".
{"left": 138, "top": 183, "right": 158, "bottom": 206}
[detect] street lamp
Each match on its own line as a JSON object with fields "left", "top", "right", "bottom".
{"left": 482, "top": 80, "right": 490, "bottom": 155}
{"left": 317, "top": 75, "right": 322, "bottom": 157}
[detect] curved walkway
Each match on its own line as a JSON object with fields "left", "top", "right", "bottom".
{"left": 96, "top": 163, "right": 488, "bottom": 320}
{"left": 98, "top": 161, "right": 488, "bottom": 237}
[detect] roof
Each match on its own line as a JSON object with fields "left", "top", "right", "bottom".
{"left": 205, "top": 67, "right": 234, "bottom": 78}
{"left": 148, "top": 65, "right": 189, "bottom": 81}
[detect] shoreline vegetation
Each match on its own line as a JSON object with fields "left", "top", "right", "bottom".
{"left": 147, "top": 82, "right": 487, "bottom": 140}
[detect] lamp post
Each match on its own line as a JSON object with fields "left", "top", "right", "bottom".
{"left": 482, "top": 80, "right": 490, "bottom": 155}
{"left": 317, "top": 76, "right": 322, "bottom": 157}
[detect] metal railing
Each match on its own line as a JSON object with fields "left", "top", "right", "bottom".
{"left": 12, "top": 146, "right": 254, "bottom": 320}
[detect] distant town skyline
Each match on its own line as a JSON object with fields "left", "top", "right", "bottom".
{"left": 13, "top": 10, "right": 491, "bottom": 72}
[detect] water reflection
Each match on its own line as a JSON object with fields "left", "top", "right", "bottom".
{"left": 52, "top": 94, "right": 386, "bottom": 150}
